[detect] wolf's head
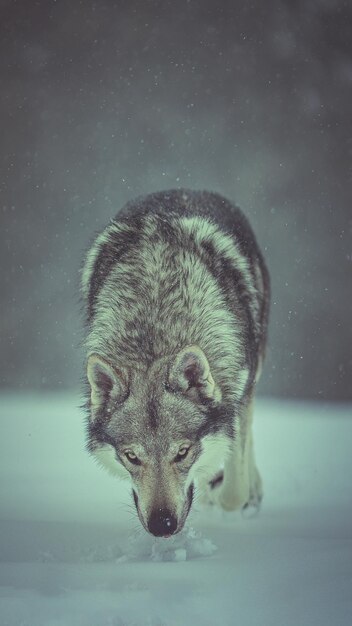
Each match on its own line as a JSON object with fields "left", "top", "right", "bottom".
{"left": 86, "top": 345, "right": 233, "bottom": 536}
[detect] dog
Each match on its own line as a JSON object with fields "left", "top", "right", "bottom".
{"left": 80, "top": 189, "right": 270, "bottom": 537}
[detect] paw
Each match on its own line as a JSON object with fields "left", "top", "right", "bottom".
{"left": 241, "top": 493, "right": 262, "bottom": 518}
{"left": 197, "top": 472, "right": 224, "bottom": 506}
{"left": 242, "top": 468, "right": 263, "bottom": 517}
{"left": 209, "top": 471, "right": 224, "bottom": 490}
{"left": 218, "top": 487, "right": 249, "bottom": 512}
{"left": 198, "top": 489, "right": 217, "bottom": 506}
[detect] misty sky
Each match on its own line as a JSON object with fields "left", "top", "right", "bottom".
{"left": 1, "top": 0, "right": 351, "bottom": 400}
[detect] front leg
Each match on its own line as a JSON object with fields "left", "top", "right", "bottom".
{"left": 218, "top": 400, "right": 263, "bottom": 512}
{"left": 218, "top": 438, "right": 250, "bottom": 511}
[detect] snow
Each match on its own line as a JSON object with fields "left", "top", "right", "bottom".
{"left": 0, "top": 393, "right": 351, "bottom": 625}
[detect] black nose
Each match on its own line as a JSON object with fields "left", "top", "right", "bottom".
{"left": 147, "top": 509, "right": 178, "bottom": 537}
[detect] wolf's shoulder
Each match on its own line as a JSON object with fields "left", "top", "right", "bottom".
{"left": 118, "top": 188, "right": 249, "bottom": 234}
{"left": 116, "top": 188, "right": 260, "bottom": 259}
{"left": 81, "top": 189, "right": 269, "bottom": 328}
{"left": 117, "top": 188, "right": 238, "bottom": 221}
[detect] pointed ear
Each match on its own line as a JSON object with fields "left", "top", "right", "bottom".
{"left": 168, "top": 345, "right": 222, "bottom": 403}
{"left": 87, "top": 354, "right": 129, "bottom": 410}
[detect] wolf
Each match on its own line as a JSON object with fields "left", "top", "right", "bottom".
{"left": 80, "top": 189, "right": 270, "bottom": 537}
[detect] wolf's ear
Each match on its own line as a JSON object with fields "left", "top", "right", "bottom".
{"left": 168, "top": 345, "right": 222, "bottom": 403}
{"left": 87, "top": 354, "right": 129, "bottom": 410}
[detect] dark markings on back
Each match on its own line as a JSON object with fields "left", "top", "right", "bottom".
{"left": 87, "top": 190, "right": 270, "bottom": 364}
{"left": 87, "top": 215, "right": 144, "bottom": 320}
{"left": 199, "top": 238, "right": 258, "bottom": 378}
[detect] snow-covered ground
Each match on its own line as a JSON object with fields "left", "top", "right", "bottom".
{"left": 0, "top": 393, "right": 351, "bottom": 626}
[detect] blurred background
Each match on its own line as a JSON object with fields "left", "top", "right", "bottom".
{"left": 1, "top": 0, "right": 351, "bottom": 400}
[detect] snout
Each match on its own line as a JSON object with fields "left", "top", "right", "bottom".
{"left": 147, "top": 509, "right": 178, "bottom": 537}
{"left": 132, "top": 483, "right": 194, "bottom": 537}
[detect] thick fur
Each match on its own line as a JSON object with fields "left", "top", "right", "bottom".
{"left": 80, "top": 189, "right": 270, "bottom": 534}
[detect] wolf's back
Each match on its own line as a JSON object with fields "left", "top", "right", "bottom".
{"left": 81, "top": 189, "right": 270, "bottom": 406}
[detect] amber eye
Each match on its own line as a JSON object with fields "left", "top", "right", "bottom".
{"left": 124, "top": 451, "right": 141, "bottom": 466}
{"left": 174, "top": 446, "right": 190, "bottom": 463}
